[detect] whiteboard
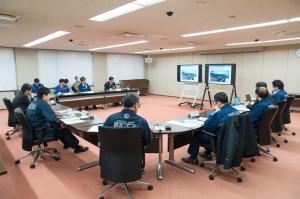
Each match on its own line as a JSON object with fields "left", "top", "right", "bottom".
{"left": 0, "top": 47, "right": 17, "bottom": 91}
{"left": 38, "top": 50, "right": 93, "bottom": 87}
{"left": 107, "top": 54, "right": 144, "bottom": 83}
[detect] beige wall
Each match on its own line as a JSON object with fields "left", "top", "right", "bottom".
{"left": 145, "top": 44, "right": 300, "bottom": 101}
{"left": 0, "top": 48, "right": 108, "bottom": 109}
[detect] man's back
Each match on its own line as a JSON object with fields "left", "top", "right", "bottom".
{"left": 12, "top": 93, "right": 31, "bottom": 112}
{"left": 103, "top": 109, "right": 152, "bottom": 146}
{"left": 273, "top": 89, "right": 288, "bottom": 103}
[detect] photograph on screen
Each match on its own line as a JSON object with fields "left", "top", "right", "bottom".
{"left": 177, "top": 64, "right": 202, "bottom": 83}
{"left": 206, "top": 64, "right": 235, "bottom": 85}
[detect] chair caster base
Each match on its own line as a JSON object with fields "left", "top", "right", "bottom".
{"left": 6, "top": 136, "right": 11, "bottom": 140}
{"left": 237, "top": 177, "right": 243, "bottom": 183}
{"left": 276, "top": 144, "right": 280, "bottom": 147}
{"left": 209, "top": 175, "right": 214, "bottom": 180}
{"left": 273, "top": 157, "right": 278, "bottom": 162}
{"left": 30, "top": 164, "right": 35, "bottom": 169}
{"left": 15, "top": 160, "right": 20, "bottom": 165}
{"left": 240, "top": 165, "right": 246, "bottom": 171}
{"left": 284, "top": 139, "right": 288, "bottom": 143}
{"left": 102, "top": 180, "right": 108, "bottom": 185}
{"left": 250, "top": 158, "right": 255, "bottom": 162}
{"left": 147, "top": 185, "right": 153, "bottom": 190}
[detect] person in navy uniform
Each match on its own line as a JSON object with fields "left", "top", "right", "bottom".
{"left": 103, "top": 93, "right": 152, "bottom": 146}
{"left": 272, "top": 79, "right": 288, "bottom": 103}
{"left": 26, "top": 87, "right": 88, "bottom": 153}
{"left": 104, "top": 76, "right": 116, "bottom": 92}
{"left": 31, "top": 78, "right": 44, "bottom": 94}
{"left": 182, "top": 92, "right": 239, "bottom": 165}
{"left": 247, "top": 82, "right": 274, "bottom": 109}
{"left": 12, "top": 83, "right": 32, "bottom": 113}
{"left": 249, "top": 87, "right": 275, "bottom": 134}
{"left": 78, "top": 76, "right": 91, "bottom": 92}
{"left": 54, "top": 79, "right": 71, "bottom": 95}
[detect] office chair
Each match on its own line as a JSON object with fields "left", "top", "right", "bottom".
{"left": 3, "top": 98, "right": 21, "bottom": 140}
{"left": 14, "top": 108, "right": 60, "bottom": 169}
{"left": 282, "top": 96, "right": 296, "bottom": 136}
{"left": 13, "top": 90, "right": 19, "bottom": 96}
{"left": 199, "top": 114, "right": 253, "bottom": 183}
{"left": 255, "top": 106, "right": 278, "bottom": 162}
{"left": 271, "top": 100, "right": 287, "bottom": 147}
{"left": 98, "top": 126, "right": 153, "bottom": 199}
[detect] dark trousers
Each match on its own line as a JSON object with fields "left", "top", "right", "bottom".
{"left": 43, "top": 128, "right": 79, "bottom": 148}
{"left": 187, "top": 130, "right": 213, "bottom": 159}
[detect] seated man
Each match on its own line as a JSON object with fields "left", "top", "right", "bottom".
{"left": 249, "top": 87, "right": 275, "bottom": 134}
{"left": 26, "top": 87, "right": 88, "bottom": 153}
{"left": 247, "top": 82, "right": 274, "bottom": 109}
{"left": 182, "top": 92, "right": 239, "bottom": 164}
{"left": 72, "top": 76, "right": 80, "bottom": 92}
{"left": 31, "top": 78, "right": 44, "bottom": 94}
{"left": 104, "top": 76, "right": 116, "bottom": 92}
{"left": 103, "top": 93, "right": 152, "bottom": 147}
{"left": 272, "top": 79, "right": 288, "bottom": 103}
{"left": 12, "top": 83, "right": 32, "bottom": 113}
{"left": 54, "top": 79, "right": 71, "bottom": 95}
{"left": 78, "top": 76, "right": 92, "bottom": 92}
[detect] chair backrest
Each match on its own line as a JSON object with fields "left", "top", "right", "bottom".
{"left": 98, "top": 126, "right": 143, "bottom": 183}
{"left": 282, "top": 96, "right": 294, "bottom": 124}
{"left": 3, "top": 98, "right": 17, "bottom": 127}
{"left": 259, "top": 106, "right": 278, "bottom": 145}
{"left": 271, "top": 100, "right": 287, "bottom": 132}
{"left": 13, "top": 90, "right": 19, "bottom": 96}
{"left": 14, "top": 108, "right": 33, "bottom": 151}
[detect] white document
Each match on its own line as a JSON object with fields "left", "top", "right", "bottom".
{"left": 152, "top": 125, "right": 166, "bottom": 131}
{"left": 234, "top": 105, "right": 250, "bottom": 113}
{"left": 88, "top": 125, "right": 99, "bottom": 132}
{"left": 61, "top": 117, "right": 85, "bottom": 125}
{"left": 166, "top": 119, "right": 204, "bottom": 129}
{"left": 198, "top": 117, "right": 208, "bottom": 122}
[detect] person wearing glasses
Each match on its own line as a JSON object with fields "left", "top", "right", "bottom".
{"left": 103, "top": 93, "right": 152, "bottom": 146}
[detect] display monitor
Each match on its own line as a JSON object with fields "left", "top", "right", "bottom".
{"left": 205, "top": 64, "right": 236, "bottom": 85}
{"left": 177, "top": 64, "right": 202, "bottom": 83}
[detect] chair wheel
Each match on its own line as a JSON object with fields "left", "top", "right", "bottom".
{"left": 147, "top": 185, "right": 153, "bottom": 190}
{"left": 209, "top": 175, "right": 214, "bottom": 180}
{"left": 102, "top": 180, "right": 108, "bottom": 185}
{"left": 200, "top": 162, "right": 205, "bottom": 167}
{"left": 250, "top": 158, "right": 255, "bottom": 162}
{"left": 277, "top": 134, "right": 281, "bottom": 136}
{"left": 30, "top": 164, "right": 35, "bottom": 169}
{"left": 6, "top": 136, "right": 10, "bottom": 140}
{"left": 276, "top": 144, "right": 280, "bottom": 147}
{"left": 54, "top": 157, "right": 60, "bottom": 161}
{"left": 266, "top": 148, "right": 270, "bottom": 152}
{"left": 53, "top": 149, "right": 58, "bottom": 153}
{"left": 240, "top": 165, "right": 246, "bottom": 171}
{"left": 5, "top": 132, "right": 9, "bottom": 136}
{"left": 43, "top": 142, "right": 48, "bottom": 147}
{"left": 15, "top": 160, "right": 20, "bottom": 165}
{"left": 237, "top": 177, "right": 243, "bottom": 183}
{"left": 273, "top": 157, "right": 278, "bottom": 162}
{"left": 99, "top": 197, "right": 104, "bottom": 199}
{"left": 178, "top": 104, "right": 181, "bottom": 106}
{"left": 284, "top": 139, "right": 288, "bottom": 143}
{"left": 292, "top": 132, "right": 296, "bottom": 136}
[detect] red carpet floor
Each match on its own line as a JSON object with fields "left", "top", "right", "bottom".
{"left": 0, "top": 95, "right": 299, "bottom": 199}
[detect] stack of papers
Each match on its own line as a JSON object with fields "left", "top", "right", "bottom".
{"left": 87, "top": 125, "right": 100, "bottom": 132}
{"left": 166, "top": 119, "right": 204, "bottom": 129}
{"left": 198, "top": 117, "right": 208, "bottom": 122}
{"left": 234, "top": 105, "right": 250, "bottom": 113}
{"left": 60, "top": 117, "right": 85, "bottom": 125}
{"left": 152, "top": 125, "right": 165, "bottom": 131}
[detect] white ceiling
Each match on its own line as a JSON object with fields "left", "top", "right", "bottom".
{"left": 0, "top": 0, "right": 300, "bottom": 54}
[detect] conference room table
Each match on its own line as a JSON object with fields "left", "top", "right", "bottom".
{"left": 55, "top": 89, "right": 139, "bottom": 109}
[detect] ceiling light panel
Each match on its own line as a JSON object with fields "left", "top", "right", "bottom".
{"left": 227, "top": 37, "right": 300, "bottom": 46}
{"left": 23, "top": 31, "right": 70, "bottom": 47}
{"left": 135, "top": 47, "right": 195, "bottom": 54}
{"left": 90, "top": 0, "right": 166, "bottom": 22}
{"left": 89, "top": 40, "right": 148, "bottom": 51}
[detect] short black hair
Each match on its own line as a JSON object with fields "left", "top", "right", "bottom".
{"left": 214, "top": 92, "right": 228, "bottom": 103}
{"left": 109, "top": 76, "right": 114, "bottom": 81}
{"left": 37, "top": 87, "right": 50, "bottom": 99}
{"left": 21, "top": 83, "right": 32, "bottom": 93}
{"left": 255, "top": 87, "right": 269, "bottom": 99}
{"left": 64, "top": 79, "right": 69, "bottom": 84}
{"left": 123, "top": 93, "right": 140, "bottom": 108}
{"left": 80, "top": 76, "right": 86, "bottom": 81}
{"left": 74, "top": 76, "right": 79, "bottom": 80}
{"left": 272, "top": 80, "right": 284, "bottom": 89}
{"left": 59, "top": 79, "right": 65, "bottom": 83}
{"left": 256, "top": 82, "right": 267, "bottom": 88}
{"left": 34, "top": 78, "right": 40, "bottom": 83}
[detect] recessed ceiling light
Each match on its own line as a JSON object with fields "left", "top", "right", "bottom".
{"left": 182, "top": 17, "right": 300, "bottom": 37}
{"left": 227, "top": 37, "right": 300, "bottom": 46}
{"left": 89, "top": 0, "right": 166, "bottom": 22}
{"left": 23, "top": 31, "right": 70, "bottom": 47}
{"left": 135, "top": 46, "right": 195, "bottom": 54}
{"left": 89, "top": 40, "right": 148, "bottom": 51}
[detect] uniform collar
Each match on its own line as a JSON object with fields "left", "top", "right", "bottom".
{"left": 221, "top": 103, "right": 230, "bottom": 110}
{"left": 121, "top": 108, "right": 137, "bottom": 115}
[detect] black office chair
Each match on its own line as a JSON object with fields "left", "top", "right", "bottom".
{"left": 256, "top": 106, "right": 278, "bottom": 162}
{"left": 199, "top": 114, "right": 254, "bottom": 183}
{"left": 13, "top": 90, "right": 20, "bottom": 96}
{"left": 282, "top": 96, "right": 296, "bottom": 136}
{"left": 14, "top": 108, "right": 60, "bottom": 169}
{"left": 271, "top": 100, "right": 287, "bottom": 147}
{"left": 98, "top": 126, "right": 153, "bottom": 199}
{"left": 3, "top": 98, "right": 21, "bottom": 140}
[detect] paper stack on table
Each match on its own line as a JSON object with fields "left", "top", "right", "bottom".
{"left": 88, "top": 125, "right": 100, "bottom": 132}
{"left": 234, "top": 105, "right": 250, "bottom": 113}
{"left": 166, "top": 119, "right": 204, "bottom": 129}
{"left": 61, "top": 117, "right": 85, "bottom": 125}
